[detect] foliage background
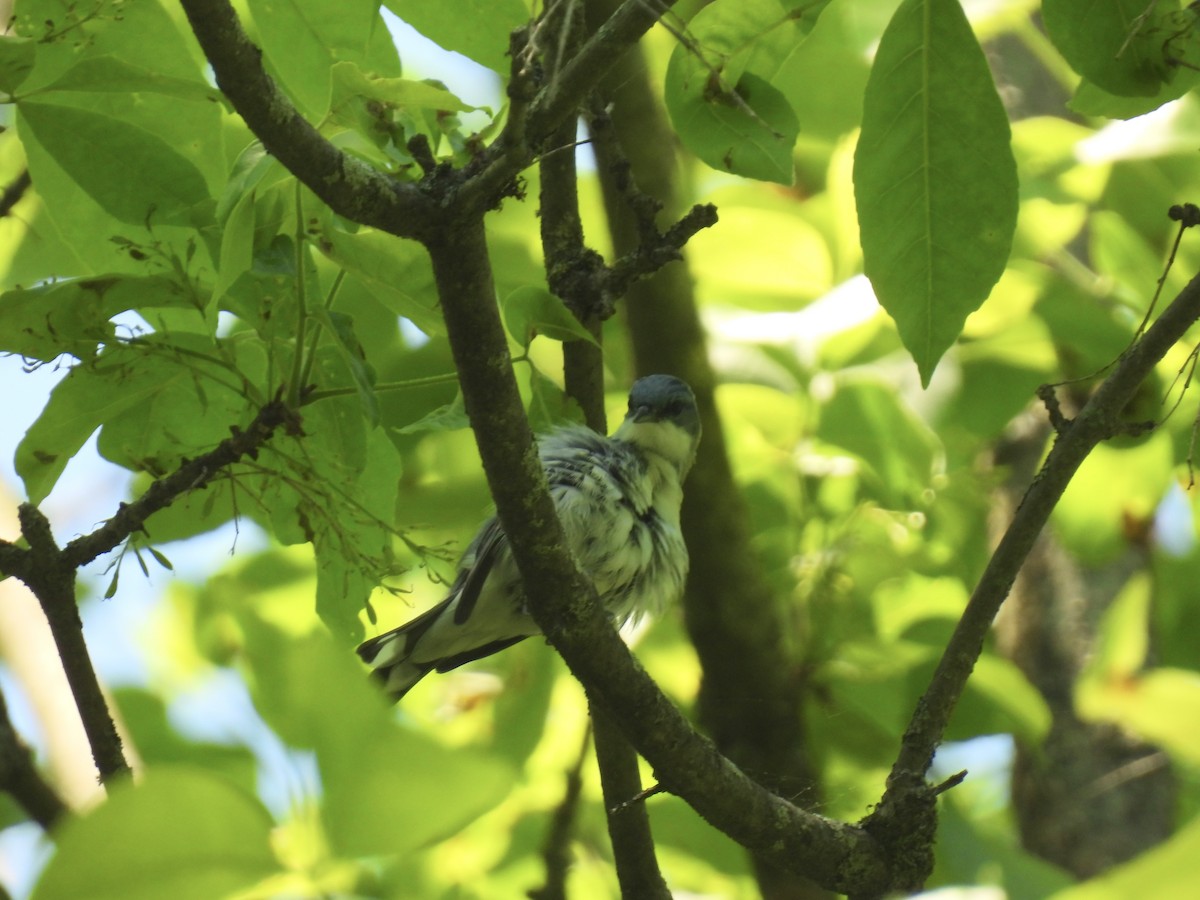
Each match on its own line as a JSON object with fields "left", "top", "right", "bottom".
{"left": 2, "top": 0, "right": 1200, "bottom": 897}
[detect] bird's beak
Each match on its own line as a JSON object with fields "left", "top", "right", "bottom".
{"left": 628, "top": 404, "right": 652, "bottom": 423}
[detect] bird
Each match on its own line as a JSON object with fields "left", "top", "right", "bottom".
{"left": 357, "top": 374, "right": 701, "bottom": 701}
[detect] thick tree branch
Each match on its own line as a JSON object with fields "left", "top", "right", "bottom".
{"left": 0, "top": 688, "right": 68, "bottom": 830}
{"left": 881, "top": 266, "right": 1200, "bottom": 802}
{"left": 538, "top": 42, "right": 669, "bottom": 893}
{"left": 425, "top": 216, "right": 892, "bottom": 896}
{"left": 583, "top": 2, "right": 828, "bottom": 895}
{"left": 537, "top": 10, "right": 668, "bottom": 889}
{"left": 185, "top": 0, "right": 892, "bottom": 892}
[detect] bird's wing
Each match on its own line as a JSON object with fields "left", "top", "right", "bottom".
{"left": 452, "top": 516, "right": 507, "bottom": 625}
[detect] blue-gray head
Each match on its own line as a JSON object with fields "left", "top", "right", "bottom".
{"left": 615, "top": 375, "right": 701, "bottom": 476}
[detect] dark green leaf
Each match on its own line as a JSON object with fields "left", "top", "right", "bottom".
{"left": 1043, "top": 0, "right": 1172, "bottom": 98}
{"left": 315, "top": 309, "right": 381, "bottom": 426}
{"left": 35, "top": 56, "right": 221, "bottom": 102}
{"left": 0, "top": 35, "right": 36, "bottom": 93}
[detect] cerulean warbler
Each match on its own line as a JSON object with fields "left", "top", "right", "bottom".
{"left": 358, "top": 374, "right": 701, "bottom": 701}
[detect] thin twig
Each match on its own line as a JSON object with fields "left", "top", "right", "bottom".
{"left": 528, "top": 725, "right": 592, "bottom": 900}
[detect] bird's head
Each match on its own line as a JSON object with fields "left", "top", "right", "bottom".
{"left": 615, "top": 375, "right": 702, "bottom": 477}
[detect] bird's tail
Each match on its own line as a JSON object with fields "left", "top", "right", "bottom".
{"left": 356, "top": 601, "right": 448, "bottom": 702}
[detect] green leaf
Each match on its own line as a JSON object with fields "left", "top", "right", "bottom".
{"left": 316, "top": 224, "right": 444, "bottom": 334}
{"left": 1043, "top": 0, "right": 1171, "bottom": 98}
{"left": 314, "top": 309, "right": 381, "bottom": 426}
{"left": 663, "top": 0, "right": 831, "bottom": 184}
{"left": 17, "top": 363, "right": 162, "bottom": 503}
{"left": 246, "top": 0, "right": 384, "bottom": 118}
{"left": 284, "top": 407, "right": 401, "bottom": 638}
{"left": 241, "top": 618, "right": 515, "bottom": 857}
{"left": 31, "top": 767, "right": 277, "bottom": 900}
{"left": 0, "top": 275, "right": 197, "bottom": 362}
{"left": 213, "top": 189, "right": 258, "bottom": 304}
{"left": 329, "top": 60, "right": 474, "bottom": 118}
{"left": 817, "top": 379, "right": 940, "bottom": 508}
{"left": 1079, "top": 667, "right": 1200, "bottom": 768}
{"left": 18, "top": 101, "right": 212, "bottom": 227}
{"left": 1048, "top": 814, "right": 1200, "bottom": 899}
{"left": 395, "top": 393, "right": 470, "bottom": 435}
{"left": 1070, "top": 71, "right": 1200, "bottom": 120}
{"left": 502, "top": 285, "right": 598, "bottom": 350}
{"left": 0, "top": 35, "right": 36, "bottom": 93}
{"left": 665, "top": 67, "right": 798, "bottom": 185}
{"left": 323, "top": 713, "right": 515, "bottom": 858}
{"left": 94, "top": 348, "right": 253, "bottom": 478}
{"left": 382, "top": 0, "right": 529, "bottom": 74}
{"left": 854, "top": 0, "right": 1018, "bottom": 385}
{"left": 34, "top": 56, "right": 221, "bottom": 102}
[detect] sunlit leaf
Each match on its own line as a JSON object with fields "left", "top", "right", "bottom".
{"left": 18, "top": 101, "right": 212, "bottom": 227}
{"left": 246, "top": 0, "right": 388, "bottom": 118}
{"left": 382, "top": 0, "right": 528, "bottom": 74}
{"left": 242, "top": 619, "right": 515, "bottom": 857}
{"left": 1048, "top": 814, "right": 1200, "bottom": 899}
{"left": 34, "top": 55, "right": 221, "bottom": 101}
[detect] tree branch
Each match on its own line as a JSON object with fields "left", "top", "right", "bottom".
{"left": 537, "top": 17, "right": 670, "bottom": 889}
{"left": 527, "top": 0, "right": 679, "bottom": 141}
{"left": 178, "top": 0, "right": 433, "bottom": 238}
{"left": 185, "top": 0, "right": 892, "bottom": 892}
{"left": 0, "top": 688, "right": 68, "bottom": 830}
{"left": 61, "top": 399, "right": 298, "bottom": 569}
{"left": 879, "top": 266, "right": 1200, "bottom": 810}
{"left": 9, "top": 505, "right": 129, "bottom": 783}
{"left": 424, "top": 212, "right": 891, "bottom": 897}
{"left": 582, "top": 2, "right": 828, "bottom": 895}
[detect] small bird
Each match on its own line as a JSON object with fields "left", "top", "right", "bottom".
{"left": 357, "top": 374, "right": 701, "bottom": 701}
